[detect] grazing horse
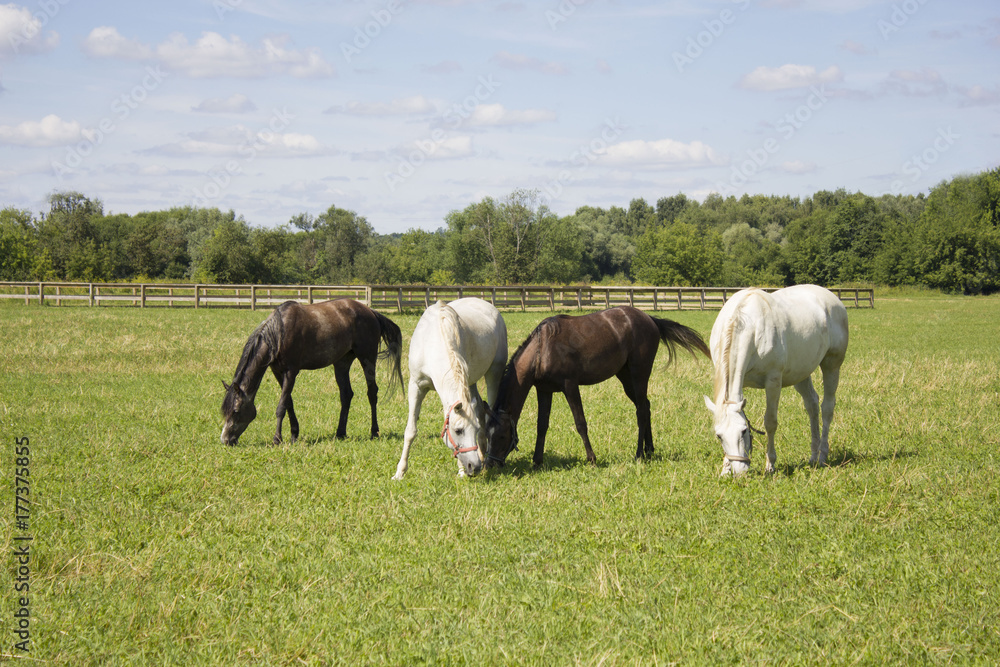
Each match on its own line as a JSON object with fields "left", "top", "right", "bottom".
{"left": 393, "top": 298, "right": 507, "bottom": 480}
{"left": 220, "top": 299, "right": 403, "bottom": 446}
{"left": 485, "top": 306, "right": 709, "bottom": 469}
{"left": 703, "top": 284, "right": 849, "bottom": 477}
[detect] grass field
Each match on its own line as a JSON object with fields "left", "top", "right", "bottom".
{"left": 2, "top": 292, "right": 999, "bottom": 664}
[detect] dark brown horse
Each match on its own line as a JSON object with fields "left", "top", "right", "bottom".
{"left": 485, "top": 306, "right": 709, "bottom": 468}
{"left": 221, "top": 299, "right": 403, "bottom": 446}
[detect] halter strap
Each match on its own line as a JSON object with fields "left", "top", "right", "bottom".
{"left": 441, "top": 401, "right": 479, "bottom": 457}
{"left": 723, "top": 454, "right": 751, "bottom": 463}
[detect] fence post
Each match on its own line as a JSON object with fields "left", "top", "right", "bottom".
{"left": 251, "top": 285, "right": 257, "bottom": 311}
{"left": 195, "top": 285, "right": 200, "bottom": 309}
{"left": 38, "top": 282, "right": 44, "bottom": 306}
{"left": 396, "top": 287, "right": 403, "bottom": 313}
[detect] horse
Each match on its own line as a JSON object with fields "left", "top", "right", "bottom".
{"left": 484, "top": 306, "right": 710, "bottom": 469}
{"left": 220, "top": 298, "right": 403, "bottom": 446}
{"left": 703, "top": 284, "right": 849, "bottom": 477}
{"left": 392, "top": 298, "right": 508, "bottom": 480}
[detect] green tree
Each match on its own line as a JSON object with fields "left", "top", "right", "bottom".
{"left": 913, "top": 170, "right": 1000, "bottom": 294}
{"left": 632, "top": 222, "right": 724, "bottom": 286}
{"left": 537, "top": 216, "right": 586, "bottom": 284}
{"left": 0, "top": 207, "right": 52, "bottom": 280}
{"left": 313, "top": 205, "right": 374, "bottom": 282}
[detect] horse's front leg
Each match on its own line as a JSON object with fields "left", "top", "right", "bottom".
{"left": 333, "top": 358, "right": 355, "bottom": 439}
{"left": 533, "top": 390, "right": 553, "bottom": 467}
{"left": 564, "top": 384, "right": 596, "bottom": 465}
{"left": 393, "top": 380, "right": 427, "bottom": 480}
{"left": 273, "top": 367, "right": 299, "bottom": 445}
{"left": 794, "top": 376, "right": 822, "bottom": 465}
{"left": 763, "top": 380, "right": 781, "bottom": 473}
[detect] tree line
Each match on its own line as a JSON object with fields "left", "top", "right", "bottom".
{"left": 2, "top": 167, "right": 998, "bottom": 294}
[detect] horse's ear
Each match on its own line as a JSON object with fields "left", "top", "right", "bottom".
{"left": 703, "top": 395, "right": 716, "bottom": 412}
{"left": 222, "top": 380, "right": 231, "bottom": 391}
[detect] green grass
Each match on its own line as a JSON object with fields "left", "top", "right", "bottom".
{"left": 2, "top": 295, "right": 999, "bottom": 664}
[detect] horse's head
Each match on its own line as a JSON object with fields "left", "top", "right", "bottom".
{"left": 484, "top": 408, "right": 519, "bottom": 469}
{"left": 221, "top": 381, "right": 257, "bottom": 445}
{"left": 442, "top": 401, "right": 484, "bottom": 477}
{"left": 704, "top": 396, "right": 753, "bottom": 477}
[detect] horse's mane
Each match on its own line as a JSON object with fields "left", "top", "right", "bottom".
{"left": 496, "top": 316, "right": 559, "bottom": 403}
{"left": 713, "top": 291, "right": 767, "bottom": 403}
{"left": 438, "top": 303, "right": 474, "bottom": 408}
{"left": 222, "top": 305, "right": 285, "bottom": 414}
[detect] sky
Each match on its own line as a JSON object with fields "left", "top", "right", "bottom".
{"left": 0, "top": 0, "right": 997, "bottom": 234}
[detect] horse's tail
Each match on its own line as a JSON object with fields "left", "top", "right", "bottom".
{"left": 651, "top": 316, "right": 711, "bottom": 364}
{"left": 373, "top": 310, "right": 405, "bottom": 394}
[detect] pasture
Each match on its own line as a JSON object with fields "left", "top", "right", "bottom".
{"left": 1, "top": 292, "right": 998, "bottom": 664}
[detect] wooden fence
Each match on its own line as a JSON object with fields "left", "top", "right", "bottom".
{"left": 0, "top": 282, "right": 875, "bottom": 311}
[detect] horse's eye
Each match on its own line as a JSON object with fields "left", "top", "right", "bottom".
{"left": 454, "top": 428, "right": 464, "bottom": 437}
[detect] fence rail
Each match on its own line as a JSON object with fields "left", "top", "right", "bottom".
{"left": 0, "top": 282, "right": 875, "bottom": 311}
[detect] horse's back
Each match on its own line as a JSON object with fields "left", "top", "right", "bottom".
{"left": 770, "top": 285, "right": 848, "bottom": 358}
{"left": 279, "top": 299, "right": 378, "bottom": 369}
{"left": 409, "top": 298, "right": 507, "bottom": 382}
{"left": 715, "top": 286, "right": 847, "bottom": 388}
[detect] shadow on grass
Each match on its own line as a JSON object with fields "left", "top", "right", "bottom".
{"left": 768, "top": 447, "right": 919, "bottom": 477}
{"left": 224, "top": 428, "right": 406, "bottom": 449}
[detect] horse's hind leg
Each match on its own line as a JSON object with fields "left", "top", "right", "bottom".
{"left": 794, "top": 376, "right": 822, "bottom": 465}
{"left": 818, "top": 363, "right": 842, "bottom": 465}
{"left": 333, "top": 358, "right": 355, "bottom": 439}
{"left": 616, "top": 367, "right": 652, "bottom": 460}
{"left": 359, "top": 354, "right": 381, "bottom": 438}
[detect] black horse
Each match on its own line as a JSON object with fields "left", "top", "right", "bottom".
{"left": 221, "top": 299, "right": 403, "bottom": 446}
{"left": 485, "top": 306, "right": 709, "bottom": 468}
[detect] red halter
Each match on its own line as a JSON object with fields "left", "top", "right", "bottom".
{"left": 441, "top": 401, "right": 480, "bottom": 457}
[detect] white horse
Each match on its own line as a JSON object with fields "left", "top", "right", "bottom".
{"left": 703, "top": 284, "right": 849, "bottom": 477}
{"left": 393, "top": 298, "right": 508, "bottom": 480}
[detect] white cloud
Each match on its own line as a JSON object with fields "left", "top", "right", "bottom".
{"left": 739, "top": 64, "right": 843, "bottom": 91}
{"left": 82, "top": 27, "right": 335, "bottom": 79}
{"left": 779, "top": 160, "right": 818, "bottom": 174}
{"left": 879, "top": 68, "right": 948, "bottom": 97}
{"left": 958, "top": 84, "right": 1000, "bottom": 107}
{"left": 193, "top": 94, "right": 258, "bottom": 113}
{"left": 466, "top": 104, "right": 556, "bottom": 127}
{"left": 492, "top": 51, "right": 569, "bottom": 76}
{"left": 148, "top": 125, "right": 334, "bottom": 157}
{"left": 598, "top": 138, "right": 724, "bottom": 169}
{"left": 0, "top": 114, "right": 84, "bottom": 146}
{"left": 327, "top": 96, "right": 437, "bottom": 116}
{"left": 82, "top": 26, "right": 152, "bottom": 59}
{"left": 0, "top": 4, "right": 59, "bottom": 58}
{"left": 389, "top": 135, "right": 474, "bottom": 161}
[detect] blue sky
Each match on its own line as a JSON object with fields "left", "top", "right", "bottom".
{"left": 0, "top": 0, "right": 997, "bottom": 233}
